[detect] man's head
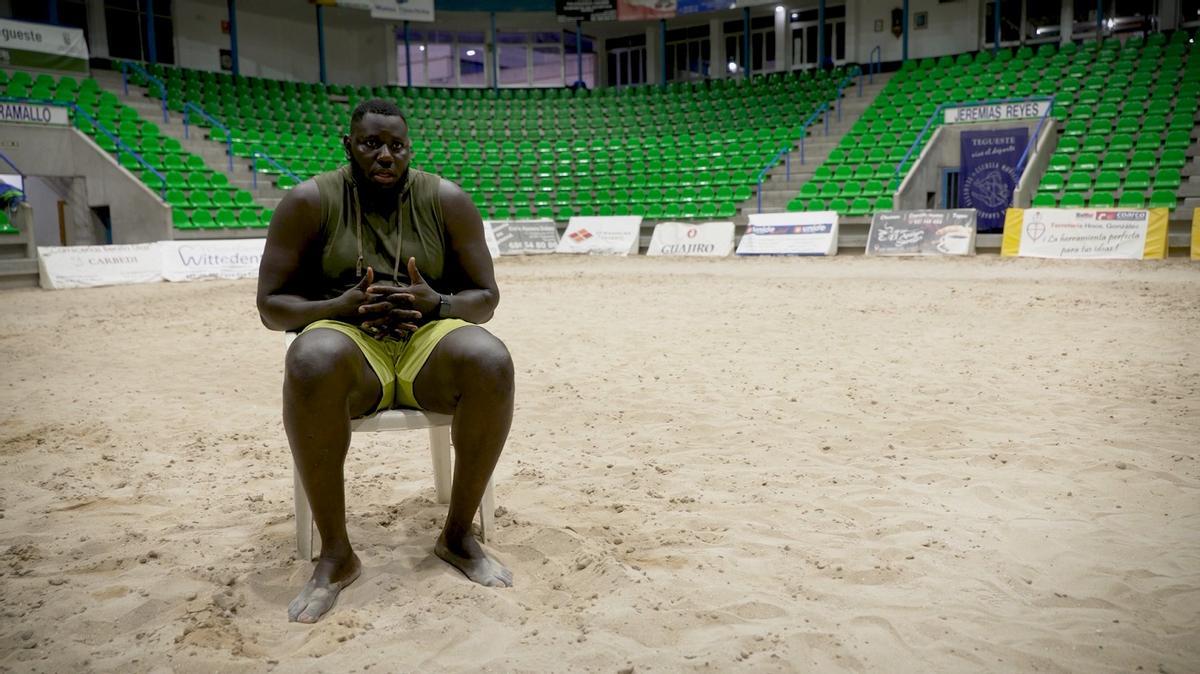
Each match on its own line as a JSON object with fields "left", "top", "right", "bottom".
{"left": 344, "top": 99, "right": 411, "bottom": 194}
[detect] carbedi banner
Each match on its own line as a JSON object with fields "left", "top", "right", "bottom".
{"left": 959, "top": 127, "right": 1027, "bottom": 233}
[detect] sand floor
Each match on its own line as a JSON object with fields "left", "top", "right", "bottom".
{"left": 0, "top": 255, "right": 1198, "bottom": 673}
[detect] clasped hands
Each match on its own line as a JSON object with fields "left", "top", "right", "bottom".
{"left": 343, "top": 257, "right": 441, "bottom": 339}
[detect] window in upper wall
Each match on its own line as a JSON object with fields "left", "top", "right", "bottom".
{"left": 104, "top": 0, "right": 175, "bottom": 65}
{"left": 985, "top": 0, "right": 1023, "bottom": 45}
{"left": 1184, "top": 0, "right": 1200, "bottom": 25}
{"left": 1025, "top": 0, "right": 1063, "bottom": 42}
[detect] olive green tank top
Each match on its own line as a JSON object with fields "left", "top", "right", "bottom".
{"left": 312, "top": 166, "right": 451, "bottom": 299}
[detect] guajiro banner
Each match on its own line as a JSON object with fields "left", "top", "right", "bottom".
{"left": 0, "top": 19, "right": 89, "bottom": 73}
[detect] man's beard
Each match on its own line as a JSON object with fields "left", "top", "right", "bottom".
{"left": 350, "top": 161, "right": 406, "bottom": 204}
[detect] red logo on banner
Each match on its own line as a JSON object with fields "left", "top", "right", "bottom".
{"left": 569, "top": 229, "right": 593, "bottom": 242}
{"left": 686, "top": 228, "right": 697, "bottom": 238}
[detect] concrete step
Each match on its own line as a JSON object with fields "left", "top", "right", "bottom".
{"left": 0, "top": 257, "right": 38, "bottom": 289}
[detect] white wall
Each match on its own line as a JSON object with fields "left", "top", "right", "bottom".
{"left": 851, "top": 0, "right": 983, "bottom": 65}
{"left": 173, "top": 0, "right": 394, "bottom": 85}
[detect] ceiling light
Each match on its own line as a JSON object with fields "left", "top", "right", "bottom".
{"left": 418, "top": 45, "right": 425, "bottom": 51}
{"left": 727, "top": 61, "right": 738, "bottom": 73}
{"left": 466, "top": 49, "right": 476, "bottom": 56}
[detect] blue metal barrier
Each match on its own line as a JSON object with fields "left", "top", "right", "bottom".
{"left": 0, "top": 96, "right": 168, "bottom": 199}
{"left": 251, "top": 149, "right": 303, "bottom": 190}
{"left": 183, "top": 102, "right": 234, "bottom": 171}
{"left": 118, "top": 60, "right": 169, "bottom": 123}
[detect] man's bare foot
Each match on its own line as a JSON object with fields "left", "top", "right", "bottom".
{"left": 435, "top": 532, "right": 513, "bottom": 588}
{"left": 288, "top": 552, "right": 362, "bottom": 623}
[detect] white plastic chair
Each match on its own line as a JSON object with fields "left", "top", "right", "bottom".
{"left": 285, "top": 332, "right": 496, "bottom": 560}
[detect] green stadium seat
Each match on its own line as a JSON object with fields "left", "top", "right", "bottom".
{"left": 1074, "top": 153, "right": 1100, "bottom": 172}
{"left": 1065, "top": 174, "right": 1092, "bottom": 192}
{"left": 1154, "top": 169, "right": 1181, "bottom": 190}
{"left": 1147, "top": 190, "right": 1175, "bottom": 209}
{"left": 1089, "top": 192, "right": 1115, "bottom": 207}
{"left": 1124, "top": 170, "right": 1151, "bottom": 190}
{"left": 191, "top": 209, "right": 214, "bottom": 228}
{"left": 172, "top": 208, "right": 192, "bottom": 229}
{"left": 1094, "top": 171, "right": 1121, "bottom": 191}
{"left": 215, "top": 208, "right": 237, "bottom": 228}
{"left": 1117, "top": 192, "right": 1145, "bottom": 208}
{"left": 872, "top": 196, "right": 893, "bottom": 212}
{"left": 1039, "top": 174, "right": 1065, "bottom": 193}
{"left": 1031, "top": 194, "right": 1056, "bottom": 207}
{"left": 1059, "top": 193, "right": 1085, "bottom": 207}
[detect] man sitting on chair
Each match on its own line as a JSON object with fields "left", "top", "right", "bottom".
{"left": 256, "top": 99, "right": 514, "bottom": 624}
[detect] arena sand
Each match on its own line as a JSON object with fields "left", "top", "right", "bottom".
{"left": 0, "top": 255, "right": 1197, "bottom": 673}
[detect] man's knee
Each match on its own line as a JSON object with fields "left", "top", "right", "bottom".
{"left": 285, "top": 330, "right": 361, "bottom": 392}
{"left": 455, "top": 333, "right": 514, "bottom": 397}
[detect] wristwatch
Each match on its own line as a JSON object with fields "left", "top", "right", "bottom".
{"left": 438, "top": 294, "right": 452, "bottom": 319}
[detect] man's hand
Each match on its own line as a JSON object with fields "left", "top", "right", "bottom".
{"left": 363, "top": 257, "right": 441, "bottom": 337}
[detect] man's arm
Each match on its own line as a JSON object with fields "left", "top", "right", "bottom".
{"left": 436, "top": 179, "right": 501, "bottom": 324}
{"left": 256, "top": 181, "right": 363, "bottom": 332}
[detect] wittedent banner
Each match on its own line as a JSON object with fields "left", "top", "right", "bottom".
{"left": 944, "top": 100, "right": 1052, "bottom": 124}
{"left": 736, "top": 211, "right": 838, "bottom": 256}
{"left": 647, "top": 221, "right": 734, "bottom": 257}
{"left": 0, "top": 19, "right": 89, "bottom": 73}
{"left": 160, "top": 239, "right": 265, "bottom": 281}
{"left": 490, "top": 219, "right": 560, "bottom": 255}
{"left": 866, "top": 210, "right": 977, "bottom": 256}
{"left": 38, "top": 243, "right": 162, "bottom": 289}
{"left": 0, "top": 102, "right": 69, "bottom": 126}
{"left": 960, "top": 127, "right": 1027, "bottom": 233}
{"left": 556, "top": 216, "right": 641, "bottom": 255}
{"left": 1001, "top": 208, "right": 1169, "bottom": 260}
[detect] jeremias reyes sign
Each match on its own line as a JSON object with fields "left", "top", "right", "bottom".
{"left": 489, "top": 219, "right": 560, "bottom": 255}
{"left": 1001, "top": 208, "right": 1169, "bottom": 260}
{"left": 866, "top": 209, "right": 977, "bottom": 256}
{"left": 960, "top": 127, "right": 1027, "bottom": 234}
{"left": 735, "top": 211, "right": 838, "bottom": 256}
{"left": 647, "top": 221, "right": 734, "bottom": 257}
{"left": 0, "top": 102, "right": 69, "bottom": 126}
{"left": 0, "top": 19, "right": 89, "bottom": 73}
{"left": 944, "top": 100, "right": 1051, "bottom": 124}
{"left": 556, "top": 216, "right": 641, "bottom": 255}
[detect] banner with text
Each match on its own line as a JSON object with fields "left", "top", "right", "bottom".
{"left": 489, "top": 219, "right": 560, "bottom": 255}
{"left": 368, "top": 0, "right": 434, "bottom": 22}
{"left": 482, "top": 220, "right": 501, "bottom": 258}
{"left": 0, "top": 19, "right": 89, "bottom": 72}
{"left": 38, "top": 243, "right": 162, "bottom": 289}
{"left": 736, "top": 211, "right": 838, "bottom": 256}
{"left": 557, "top": 0, "right": 735, "bottom": 22}
{"left": 556, "top": 216, "right": 641, "bottom": 255}
{"left": 1001, "top": 208, "right": 1169, "bottom": 260}
{"left": 0, "top": 102, "right": 69, "bottom": 126}
{"left": 866, "top": 210, "right": 977, "bottom": 256}
{"left": 160, "top": 239, "right": 265, "bottom": 282}
{"left": 647, "top": 221, "right": 734, "bottom": 257}
{"left": 944, "top": 100, "right": 1051, "bottom": 125}
{"left": 960, "top": 127, "right": 1027, "bottom": 234}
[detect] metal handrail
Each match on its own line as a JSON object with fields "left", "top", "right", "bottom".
{"left": 868, "top": 46, "right": 882, "bottom": 84}
{"left": 118, "top": 60, "right": 169, "bottom": 123}
{"left": 892, "top": 95, "right": 1056, "bottom": 180}
{"left": 250, "top": 148, "right": 302, "bottom": 190}
{"left": 755, "top": 68, "right": 861, "bottom": 213}
{"left": 182, "top": 102, "right": 234, "bottom": 171}
{"left": 0, "top": 95, "right": 168, "bottom": 199}
{"left": 1016, "top": 103, "right": 1055, "bottom": 175}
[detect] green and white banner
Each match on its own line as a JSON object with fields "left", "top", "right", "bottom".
{"left": 0, "top": 19, "right": 89, "bottom": 73}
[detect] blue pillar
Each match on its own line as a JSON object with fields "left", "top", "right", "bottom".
{"left": 1096, "top": 0, "right": 1103, "bottom": 37}
{"left": 577, "top": 19, "right": 586, "bottom": 86}
{"left": 48, "top": 0, "right": 59, "bottom": 25}
{"left": 490, "top": 12, "right": 498, "bottom": 92}
{"left": 902, "top": 0, "right": 909, "bottom": 62}
{"left": 994, "top": 0, "right": 1001, "bottom": 53}
{"left": 228, "top": 0, "right": 240, "bottom": 77}
{"left": 743, "top": 7, "right": 751, "bottom": 79}
{"left": 817, "top": 0, "right": 826, "bottom": 70}
{"left": 146, "top": 0, "right": 157, "bottom": 64}
{"left": 404, "top": 21, "right": 412, "bottom": 87}
{"left": 659, "top": 19, "right": 666, "bottom": 86}
{"left": 316, "top": 5, "right": 327, "bottom": 84}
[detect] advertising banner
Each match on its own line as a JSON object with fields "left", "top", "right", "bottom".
{"left": 960, "top": 127, "right": 1027, "bottom": 234}
{"left": 0, "top": 19, "right": 89, "bottom": 73}
{"left": 1192, "top": 209, "right": 1199, "bottom": 261}
{"left": 866, "top": 210, "right": 977, "bottom": 256}
{"left": 482, "top": 220, "right": 501, "bottom": 258}
{"left": 944, "top": 100, "right": 1051, "bottom": 125}
{"left": 0, "top": 102, "right": 69, "bottom": 126}
{"left": 557, "top": 0, "right": 732, "bottom": 22}
{"left": 647, "top": 221, "right": 734, "bottom": 257}
{"left": 490, "top": 219, "right": 560, "bottom": 255}
{"left": 160, "top": 239, "right": 265, "bottom": 282}
{"left": 556, "top": 216, "right": 641, "bottom": 255}
{"left": 38, "top": 243, "right": 162, "bottom": 289}
{"left": 368, "top": 0, "right": 434, "bottom": 22}
{"left": 1001, "top": 208, "right": 1169, "bottom": 260}
{"left": 735, "top": 211, "right": 838, "bottom": 256}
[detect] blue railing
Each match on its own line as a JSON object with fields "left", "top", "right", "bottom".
{"left": 1016, "top": 104, "right": 1056, "bottom": 176}
{"left": 868, "top": 46, "right": 882, "bottom": 84}
{"left": 755, "top": 68, "right": 861, "bottom": 213}
{"left": 0, "top": 96, "right": 168, "bottom": 199}
{"left": 182, "top": 102, "right": 234, "bottom": 171}
{"left": 250, "top": 149, "right": 302, "bottom": 190}
{"left": 892, "top": 96, "right": 1056, "bottom": 182}
{"left": 118, "top": 60, "right": 169, "bottom": 123}
{"left": 0, "top": 151, "right": 26, "bottom": 205}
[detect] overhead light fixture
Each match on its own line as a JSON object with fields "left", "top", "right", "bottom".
{"left": 418, "top": 45, "right": 425, "bottom": 51}
{"left": 791, "top": 12, "right": 799, "bottom": 19}
{"left": 775, "top": 5, "right": 785, "bottom": 11}
{"left": 466, "top": 49, "right": 477, "bottom": 56}
{"left": 727, "top": 61, "right": 738, "bottom": 73}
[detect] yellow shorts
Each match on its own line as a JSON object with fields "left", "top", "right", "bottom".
{"left": 301, "top": 318, "right": 471, "bottom": 413}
